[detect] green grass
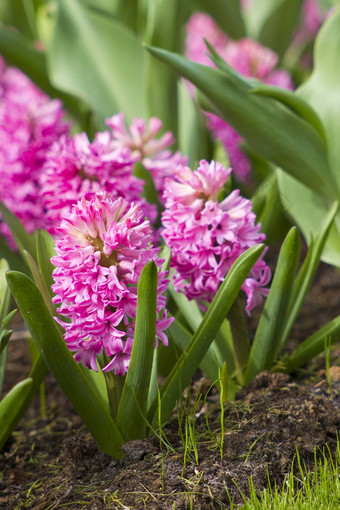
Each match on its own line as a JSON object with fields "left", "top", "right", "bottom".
{"left": 233, "top": 440, "right": 340, "bottom": 510}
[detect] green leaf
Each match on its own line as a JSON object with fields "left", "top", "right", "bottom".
{"left": 0, "top": 259, "right": 10, "bottom": 323}
{"left": 48, "top": 0, "right": 146, "bottom": 126}
{"left": 133, "top": 162, "right": 162, "bottom": 219}
{"left": 279, "top": 7, "right": 340, "bottom": 266}
{"left": 148, "top": 244, "right": 265, "bottom": 428}
{"left": 280, "top": 201, "right": 339, "bottom": 347}
{"left": 251, "top": 172, "right": 291, "bottom": 243}
{"left": 7, "top": 271, "right": 124, "bottom": 458}
{"left": 177, "top": 81, "right": 213, "bottom": 167}
{"left": 0, "top": 355, "right": 48, "bottom": 450}
{"left": 0, "top": 379, "right": 33, "bottom": 451}
{"left": 145, "top": 46, "right": 333, "bottom": 201}
{"left": 196, "top": 0, "right": 246, "bottom": 40}
{"left": 245, "top": 227, "right": 301, "bottom": 384}
{"left": 250, "top": 85, "right": 328, "bottom": 149}
{"left": 0, "top": 0, "right": 38, "bottom": 40}
{"left": 279, "top": 316, "right": 340, "bottom": 374}
{"left": 244, "top": 0, "right": 304, "bottom": 58}
{"left": 168, "top": 283, "right": 202, "bottom": 333}
{"left": 0, "top": 26, "right": 92, "bottom": 129}
{"left": 168, "top": 320, "right": 219, "bottom": 383}
{"left": 36, "top": 230, "right": 56, "bottom": 298}
{"left": 116, "top": 261, "right": 158, "bottom": 441}
{"left": 0, "top": 202, "right": 36, "bottom": 264}
{"left": 144, "top": 0, "right": 183, "bottom": 135}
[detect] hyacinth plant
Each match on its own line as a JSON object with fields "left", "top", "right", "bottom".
{"left": 1, "top": 0, "right": 340, "bottom": 459}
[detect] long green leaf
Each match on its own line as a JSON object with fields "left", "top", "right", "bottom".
{"left": 48, "top": 0, "right": 146, "bottom": 126}
{"left": 0, "top": 26, "right": 91, "bottom": 127}
{"left": 245, "top": 228, "right": 300, "bottom": 384}
{"left": 144, "top": 0, "right": 183, "bottom": 135}
{"left": 0, "top": 202, "right": 36, "bottom": 263}
{"left": 0, "top": 259, "right": 10, "bottom": 396}
{"left": 250, "top": 85, "right": 328, "bottom": 149}
{"left": 196, "top": 0, "right": 246, "bottom": 40}
{"left": 6, "top": 271, "right": 124, "bottom": 458}
{"left": 116, "top": 261, "right": 157, "bottom": 441}
{"left": 168, "top": 320, "right": 219, "bottom": 383}
{"left": 280, "top": 202, "right": 339, "bottom": 347}
{"left": 36, "top": 230, "right": 56, "bottom": 298}
{"left": 148, "top": 244, "right": 265, "bottom": 428}
{"left": 145, "top": 46, "right": 333, "bottom": 200}
{"left": 244, "top": 0, "right": 303, "bottom": 58}
{"left": 278, "top": 7, "right": 340, "bottom": 267}
{"left": 0, "top": 379, "right": 33, "bottom": 451}
{"left": 0, "top": 355, "right": 48, "bottom": 451}
{"left": 279, "top": 316, "right": 340, "bottom": 374}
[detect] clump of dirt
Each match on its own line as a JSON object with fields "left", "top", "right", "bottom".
{"left": 0, "top": 262, "right": 339, "bottom": 509}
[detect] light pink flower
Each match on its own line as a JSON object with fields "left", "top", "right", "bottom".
{"left": 0, "top": 56, "right": 69, "bottom": 246}
{"left": 185, "top": 15, "right": 293, "bottom": 180}
{"left": 106, "top": 113, "right": 188, "bottom": 201}
{"left": 161, "top": 160, "right": 270, "bottom": 314}
{"left": 52, "top": 194, "right": 172, "bottom": 375}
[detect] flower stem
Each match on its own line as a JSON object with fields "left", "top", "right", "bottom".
{"left": 100, "top": 353, "right": 125, "bottom": 420}
{"left": 227, "top": 295, "right": 250, "bottom": 386}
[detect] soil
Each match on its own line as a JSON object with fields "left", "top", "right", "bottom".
{"left": 1, "top": 261, "right": 340, "bottom": 510}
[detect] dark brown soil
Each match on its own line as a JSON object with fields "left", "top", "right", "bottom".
{"left": 1, "top": 262, "right": 340, "bottom": 510}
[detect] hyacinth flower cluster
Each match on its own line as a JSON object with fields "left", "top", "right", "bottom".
{"left": 0, "top": 55, "right": 69, "bottom": 246}
{"left": 185, "top": 14, "right": 293, "bottom": 180}
{"left": 51, "top": 194, "right": 172, "bottom": 376}
{"left": 106, "top": 113, "right": 188, "bottom": 201}
{"left": 40, "top": 114, "right": 187, "bottom": 236}
{"left": 161, "top": 160, "right": 271, "bottom": 315}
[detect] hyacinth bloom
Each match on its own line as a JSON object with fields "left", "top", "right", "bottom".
{"left": 51, "top": 194, "right": 172, "bottom": 375}
{"left": 40, "top": 130, "right": 157, "bottom": 235}
{"left": 106, "top": 113, "right": 188, "bottom": 200}
{"left": 185, "top": 14, "right": 293, "bottom": 180}
{"left": 161, "top": 160, "right": 271, "bottom": 314}
{"left": 0, "top": 56, "right": 69, "bottom": 246}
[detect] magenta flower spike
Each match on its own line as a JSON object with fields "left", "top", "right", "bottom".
{"left": 185, "top": 14, "right": 293, "bottom": 180}
{"left": 106, "top": 113, "right": 188, "bottom": 201}
{"left": 0, "top": 56, "right": 69, "bottom": 246}
{"left": 161, "top": 160, "right": 271, "bottom": 314}
{"left": 51, "top": 194, "right": 172, "bottom": 376}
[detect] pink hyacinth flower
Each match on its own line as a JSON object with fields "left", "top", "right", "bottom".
{"left": 106, "top": 113, "right": 188, "bottom": 201}
{"left": 161, "top": 160, "right": 271, "bottom": 315}
{"left": 51, "top": 194, "right": 173, "bottom": 375}
{"left": 185, "top": 15, "right": 293, "bottom": 180}
{"left": 40, "top": 130, "right": 157, "bottom": 236}
{"left": 0, "top": 56, "right": 69, "bottom": 247}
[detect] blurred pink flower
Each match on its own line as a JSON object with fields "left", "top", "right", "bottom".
{"left": 161, "top": 160, "right": 270, "bottom": 314}
{"left": 0, "top": 56, "right": 69, "bottom": 246}
{"left": 185, "top": 14, "right": 293, "bottom": 180}
{"left": 52, "top": 194, "right": 172, "bottom": 375}
{"left": 106, "top": 113, "right": 188, "bottom": 201}
{"left": 40, "top": 130, "right": 157, "bottom": 236}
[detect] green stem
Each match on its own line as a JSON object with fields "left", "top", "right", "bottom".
{"left": 227, "top": 295, "right": 250, "bottom": 385}
{"left": 100, "top": 353, "right": 125, "bottom": 420}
